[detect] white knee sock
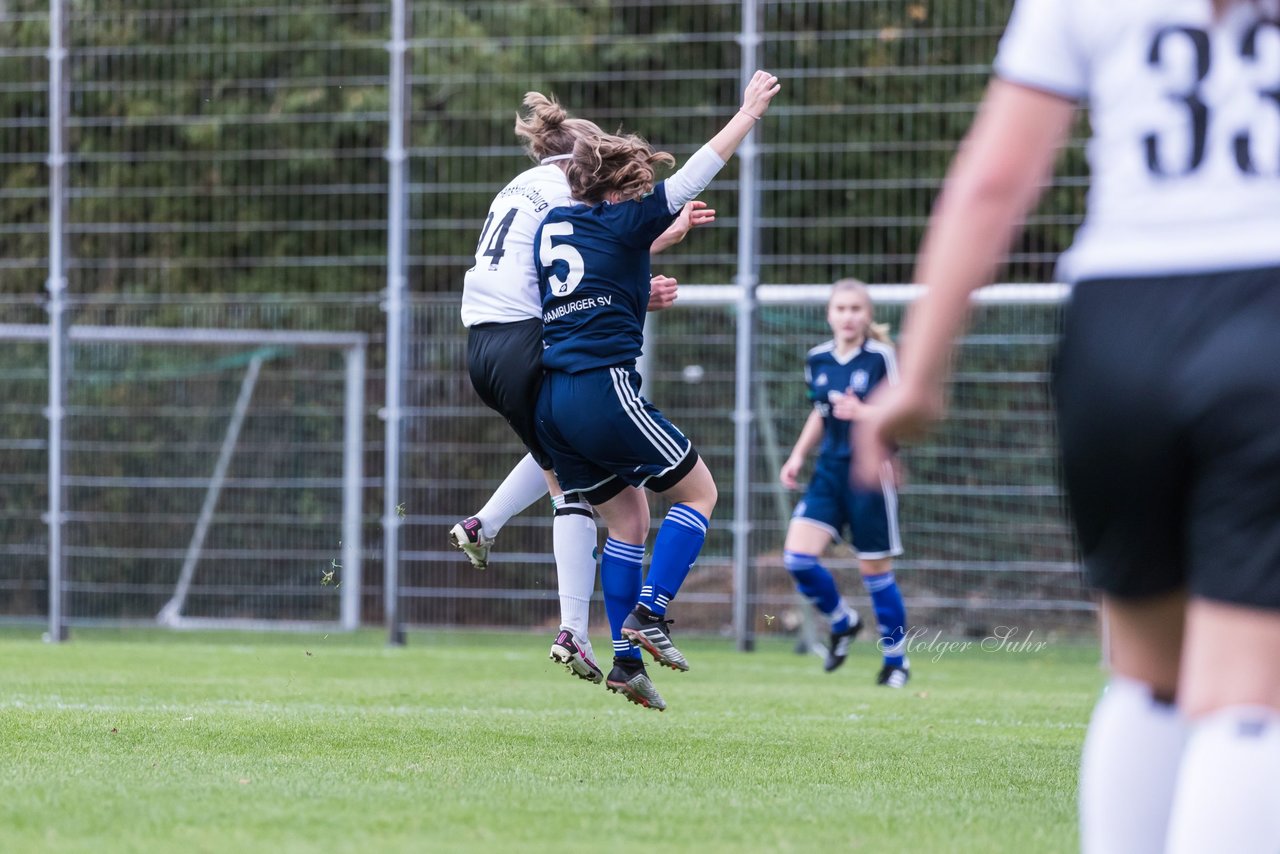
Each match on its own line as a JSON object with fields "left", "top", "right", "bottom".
{"left": 552, "top": 494, "right": 598, "bottom": 639}
{"left": 1079, "top": 677, "right": 1188, "bottom": 854}
{"left": 1166, "top": 706, "right": 1280, "bottom": 854}
{"left": 474, "top": 454, "right": 548, "bottom": 535}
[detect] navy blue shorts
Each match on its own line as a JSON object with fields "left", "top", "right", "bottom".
{"left": 792, "top": 457, "right": 902, "bottom": 559}
{"left": 536, "top": 366, "right": 698, "bottom": 504}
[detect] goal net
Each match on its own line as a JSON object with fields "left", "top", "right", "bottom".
{"left": 0, "top": 323, "right": 366, "bottom": 631}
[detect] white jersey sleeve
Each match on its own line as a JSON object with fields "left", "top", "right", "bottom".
{"left": 998, "top": 0, "right": 1280, "bottom": 281}
{"left": 994, "top": 0, "right": 1088, "bottom": 101}
{"left": 460, "top": 165, "right": 573, "bottom": 327}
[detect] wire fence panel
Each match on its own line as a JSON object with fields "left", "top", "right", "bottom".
{"left": 2, "top": 1, "right": 392, "bottom": 629}
{"left": 743, "top": 296, "right": 1086, "bottom": 638}
{"left": 58, "top": 1, "right": 390, "bottom": 297}
{"left": 0, "top": 299, "right": 382, "bottom": 627}
{"left": 414, "top": 0, "right": 1086, "bottom": 295}
{"left": 0, "top": 3, "right": 50, "bottom": 290}
{"left": 3, "top": 1, "right": 1095, "bottom": 635}
{"left": 408, "top": 292, "right": 1088, "bottom": 638}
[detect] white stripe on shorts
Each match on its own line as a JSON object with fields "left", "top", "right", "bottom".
{"left": 609, "top": 367, "right": 684, "bottom": 463}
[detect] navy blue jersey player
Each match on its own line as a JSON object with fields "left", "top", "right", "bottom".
{"left": 452, "top": 91, "right": 712, "bottom": 691}
{"left": 535, "top": 70, "right": 782, "bottom": 711}
{"left": 778, "top": 279, "right": 909, "bottom": 687}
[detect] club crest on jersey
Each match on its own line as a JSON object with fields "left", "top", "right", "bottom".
{"left": 815, "top": 373, "right": 829, "bottom": 388}
{"left": 851, "top": 370, "right": 869, "bottom": 394}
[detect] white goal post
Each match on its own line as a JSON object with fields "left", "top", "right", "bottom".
{"left": 0, "top": 323, "right": 367, "bottom": 632}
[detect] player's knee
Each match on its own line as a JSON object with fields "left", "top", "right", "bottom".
{"left": 701, "top": 478, "right": 718, "bottom": 513}
{"left": 608, "top": 518, "right": 648, "bottom": 544}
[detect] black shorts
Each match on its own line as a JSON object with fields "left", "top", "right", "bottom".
{"left": 466, "top": 317, "right": 552, "bottom": 470}
{"left": 1053, "top": 265, "right": 1280, "bottom": 609}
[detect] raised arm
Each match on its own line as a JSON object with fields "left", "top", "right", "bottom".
{"left": 663, "top": 70, "right": 781, "bottom": 213}
{"left": 707, "top": 70, "right": 781, "bottom": 161}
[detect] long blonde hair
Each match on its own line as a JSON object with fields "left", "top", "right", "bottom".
{"left": 831, "top": 278, "right": 892, "bottom": 345}
{"left": 565, "top": 131, "right": 676, "bottom": 205}
{"left": 514, "top": 92, "right": 604, "bottom": 164}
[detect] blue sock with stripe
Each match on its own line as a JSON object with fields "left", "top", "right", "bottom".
{"left": 785, "top": 551, "right": 853, "bottom": 633}
{"left": 864, "top": 570, "right": 906, "bottom": 667}
{"left": 600, "top": 538, "right": 644, "bottom": 662}
{"left": 637, "top": 504, "right": 707, "bottom": 617}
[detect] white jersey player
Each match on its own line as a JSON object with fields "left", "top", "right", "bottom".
{"left": 451, "top": 92, "right": 712, "bottom": 686}
{"left": 860, "top": 0, "right": 1280, "bottom": 851}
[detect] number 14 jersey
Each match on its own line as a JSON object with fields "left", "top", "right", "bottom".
{"left": 996, "top": 0, "right": 1280, "bottom": 281}
{"left": 460, "top": 164, "right": 572, "bottom": 328}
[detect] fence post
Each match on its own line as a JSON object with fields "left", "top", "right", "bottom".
{"left": 342, "top": 345, "right": 366, "bottom": 631}
{"left": 382, "top": 0, "right": 409, "bottom": 646}
{"left": 44, "top": 0, "right": 69, "bottom": 643}
{"left": 732, "top": 0, "right": 762, "bottom": 652}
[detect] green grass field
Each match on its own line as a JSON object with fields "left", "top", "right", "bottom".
{"left": 0, "top": 627, "right": 1102, "bottom": 853}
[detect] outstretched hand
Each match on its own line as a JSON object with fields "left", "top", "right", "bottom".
{"left": 652, "top": 201, "right": 716, "bottom": 254}
{"left": 677, "top": 200, "right": 717, "bottom": 234}
{"left": 741, "top": 70, "right": 781, "bottom": 120}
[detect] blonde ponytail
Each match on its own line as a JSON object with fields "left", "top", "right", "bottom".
{"left": 514, "top": 92, "right": 605, "bottom": 164}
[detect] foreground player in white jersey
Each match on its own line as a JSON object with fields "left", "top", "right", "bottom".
{"left": 454, "top": 92, "right": 712, "bottom": 685}
{"left": 860, "top": 0, "right": 1280, "bottom": 850}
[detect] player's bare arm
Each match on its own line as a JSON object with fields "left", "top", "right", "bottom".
{"left": 779, "top": 408, "right": 824, "bottom": 490}
{"left": 649, "top": 201, "right": 716, "bottom": 255}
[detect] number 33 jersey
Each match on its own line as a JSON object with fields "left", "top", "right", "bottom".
{"left": 460, "top": 165, "right": 573, "bottom": 328}
{"left": 996, "top": 0, "right": 1280, "bottom": 281}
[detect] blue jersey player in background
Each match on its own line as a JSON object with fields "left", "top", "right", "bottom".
{"left": 778, "top": 279, "right": 909, "bottom": 687}
{"left": 535, "top": 70, "right": 782, "bottom": 711}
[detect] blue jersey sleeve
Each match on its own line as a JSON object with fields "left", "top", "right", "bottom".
{"left": 604, "top": 183, "right": 679, "bottom": 249}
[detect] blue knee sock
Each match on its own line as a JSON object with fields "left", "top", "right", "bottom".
{"left": 864, "top": 570, "right": 906, "bottom": 666}
{"left": 785, "top": 551, "right": 853, "bottom": 633}
{"left": 637, "top": 504, "right": 707, "bottom": 617}
{"left": 601, "top": 538, "right": 644, "bottom": 662}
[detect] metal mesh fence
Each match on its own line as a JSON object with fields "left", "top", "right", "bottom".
{"left": 414, "top": 0, "right": 1085, "bottom": 293}
{"left": 1, "top": 298, "right": 379, "bottom": 627}
{"left": 407, "top": 292, "right": 1088, "bottom": 638}
{"left": 2, "top": 0, "right": 1092, "bottom": 635}
{"left": 1, "top": 3, "right": 50, "bottom": 293}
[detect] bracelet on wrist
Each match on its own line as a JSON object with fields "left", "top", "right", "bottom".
{"left": 738, "top": 108, "right": 762, "bottom": 121}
